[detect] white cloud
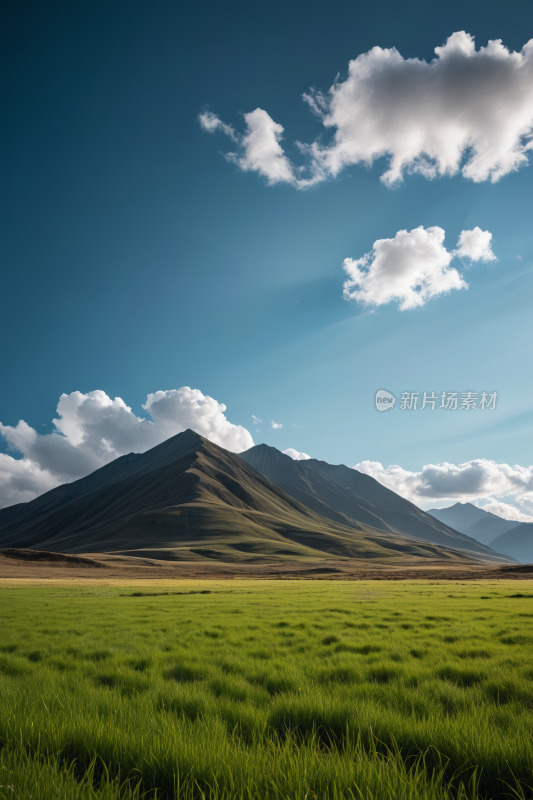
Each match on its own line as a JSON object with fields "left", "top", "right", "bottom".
{"left": 343, "top": 226, "right": 495, "bottom": 310}
{"left": 0, "top": 388, "right": 253, "bottom": 509}
{"left": 455, "top": 227, "right": 496, "bottom": 261}
{"left": 200, "top": 108, "right": 298, "bottom": 185}
{"left": 202, "top": 32, "right": 533, "bottom": 188}
{"left": 480, "top": 501, "right": 533, "bottom": 523}
{"left": 198, "top": 111, "right": 239, "bottom": 142}
{"left": 307, "top": 32, "right": 533, "bottom": 186}
{"left": 353, "top": 458, "right": 533, "bottom": 516}
{"left": 0, "top": 452, "right": 59, "bottom": 508}
{"left": 252, "top": 415, "right": 263, "bottom": 426}
{"left": 282, "top": 448, "right": 312, "bottom": 461}
{"left": 271, "top": 421, "right": 283, "bottom": 429}
{"left": 142, "top": 388, "right": 253, "bottom": 452}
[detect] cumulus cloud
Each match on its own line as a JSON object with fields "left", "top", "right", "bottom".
{"left": 0, "top": 452, "right": 59, "bottom": 508}
{"left": 202, "top": 33, "right": 533, "bottom": 188}
{"left": 343, "top": 226, "right": 495, "bottom": 310}
{"left": 353, "top": 458, "right": 533, "bottom": 515}
{"left": 271, "top": 421, "right": 283, "bottom": 429}
{"left": 200, "top": 108, "right": 299, "bottom": 185}
{"left": 481, "top": 501, "right": 533, "bottom": 523}
{"left": 456, "top": 227, "right": 496, "bottom": 261}
{"left": 0, "top": 388, "right": 253, "bottom": 509}
{"left": 307, "top": 32, "right": 533, "bottom": 186}
{"left": 282, "top": 448, "right": 312, "bottom": 461}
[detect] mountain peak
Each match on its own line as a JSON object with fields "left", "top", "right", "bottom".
{"left": 166, "top": 428, "right": 204, "bottom": 444}
{"left": 243, "top": 442, "right": 279, "bottom": 453}
{"left": 118, "top": 428, "right": 205, "bottom": 477}
{"left": 427, "top": 502, "right": 492, "bottom": 535}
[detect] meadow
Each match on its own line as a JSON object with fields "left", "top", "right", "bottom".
{"left": 1, "top": 579, "right": 533, "bottom": 799}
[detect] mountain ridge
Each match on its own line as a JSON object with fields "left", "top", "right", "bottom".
{"left": 238, "top": 445, "right": 512, "bottom": 561}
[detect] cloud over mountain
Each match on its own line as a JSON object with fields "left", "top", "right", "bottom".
{"left": 201, "top": 33, "right": 533, "bottom": 188}
{"left": 342, "top": 226, "right": 495, "bottom": 310}
{"left": 0, "top": 388, "right": 253, "bottom": 508}
{"left": 482, "top": 501, "right": 533, "bottom": 523}
{"left": 282, "top": 448, "right": 312, "bottom": 460}
{"left": 354, "top": 458, "right": 533, "bottom": 515}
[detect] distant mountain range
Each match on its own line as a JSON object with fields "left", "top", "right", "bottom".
{"left": 489, "top": 524, "right": 533, "bottom": 563}
{"left": 427, "top": 501, "right": 533, "bottom": 562}
{"left": 0, "top": 432, "right": 516, "bottom": 565}
{"left": 427, "top": 502, "right": 520, "bottom": 543}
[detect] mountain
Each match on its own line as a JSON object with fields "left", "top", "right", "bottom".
{"left": 0, "top": 430, "right": 506, "bottom": 565}
{"left": 464, "top": 516, "right": 520, "bottom": 544}
{"left": 427, "top": 502, "right": 521, "bottom": 544}
{"left": 427, "top": 502, "right": 489, "bottom": 532}
{"left": 488, "top": 523, "right": 533, "bottom": 563}
{"left": 238, "top": 445, "right": 511, "bottom": 561}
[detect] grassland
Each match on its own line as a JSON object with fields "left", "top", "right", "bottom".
{"left": 1, "top": 579, "right": 533, "bottom": 799}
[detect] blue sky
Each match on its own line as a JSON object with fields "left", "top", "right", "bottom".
{"left": 1, "top": 0, "right": 532, "bottom": 517}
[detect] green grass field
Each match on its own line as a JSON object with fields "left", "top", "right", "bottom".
{"left": 1, "top": 579, "right": 533, "bottom": 799}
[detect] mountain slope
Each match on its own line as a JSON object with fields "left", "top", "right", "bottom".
{"left": 0, "top": 430, "right": 499, "bottom": 565}
{"left": 489, "top": 523, "right": 533, "bottom": 563}
{"left": 463, "top": 516, "right": 520, "bottom": 544}
{"left": 238, "top": 445, "right": 510, "bottom": 561}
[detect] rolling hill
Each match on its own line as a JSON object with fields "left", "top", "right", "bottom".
{"left": 0, "top": 430, "right": 513, "bottom": 565}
